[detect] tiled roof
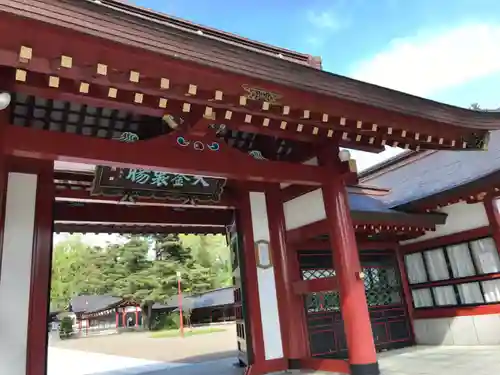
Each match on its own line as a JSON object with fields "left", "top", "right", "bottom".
{"left": 154, "top": 287, "right": 234, "bottom": 310}
{"left": 361, "top": 131, "right": 500, "bottom": 207}
{"left": 70, "top": 295, "right": 123, "bottom": 314}
{"left": 4, "top": 0, "right": 500, "bottom": 131}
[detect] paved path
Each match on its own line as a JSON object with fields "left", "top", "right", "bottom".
{"left": 48, "top": 344, "right": 500, "bottom": 375}
{"left": 378, "top": 345, "right": 500, "bottom": 375}
{"left": 47, "top": 347, "right": 190, "bottom": 375}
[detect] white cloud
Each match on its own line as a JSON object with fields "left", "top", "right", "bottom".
{"left": 350, "top": 23, "right": 500, "bottom": 97}
{"left": 304, "top": 9, "right": 348, "bottom": 48}
{"left": 307, "top": 10, "right": 344, "bottom": 31}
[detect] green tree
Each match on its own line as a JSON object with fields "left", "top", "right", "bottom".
{"left": 50, "top": 233, "right": 232, "bottom": 329}
{"left": 51, "top": 234, "right": 93, "bottom": 310}
{"left": 152, "top": 234, "right": 192, "bottom": 264}
{"left": 180, "top": 234, "right": 232, "bottom": 289}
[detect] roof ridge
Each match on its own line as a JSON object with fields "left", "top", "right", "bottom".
{"left": 83, "top": 0, "right": 319, "bottom": 66}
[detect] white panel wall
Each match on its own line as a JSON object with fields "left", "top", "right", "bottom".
{"left": 248, "top": 192, "right": 284, "bottom": 360}
{"left": 0, "top": 173, "right": 38, "bottom": 375}
{"left": 414, "top": 315, "right": 500, "bottom": 345}
{"left": 283, "top": 188, "right": 325, "bottom": 230}
{"left": 402, "top": 201, "right": 492, "bottom": 346}
{"left": 401, "top": 201, "right": 489, "bottom": 245}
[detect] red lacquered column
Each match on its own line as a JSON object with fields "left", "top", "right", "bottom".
{"left": 319, "top": 149, "right": 379, "bottom": 375}
{"left": 24, "top": 159, "right": 55, "bottom": 375}
{"left": 265, "top": 186, "right": 308, "bottom": 369}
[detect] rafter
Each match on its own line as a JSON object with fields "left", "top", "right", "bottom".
{"left": 53, "top": 222, "right": 226, "bottom": 235}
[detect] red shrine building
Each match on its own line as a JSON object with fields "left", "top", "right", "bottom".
{"left": 1, "top": 1, "right": 500, "bottom": 375}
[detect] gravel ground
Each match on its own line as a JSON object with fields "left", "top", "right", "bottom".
{"left": 50, "top": 323, "right": 238, "bottom": 363}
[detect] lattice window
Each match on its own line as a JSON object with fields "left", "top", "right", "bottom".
{"left": 305, "top": 291, "right": 340, "bottom": 312}
{"left": 363, "top": 267, "right": 402, "bottom": 306}
{"left": 302, "top": 266, "right": 402, "bottom": 310}
{"left": 302, "top": 268, "right": 336, "bottom": 280}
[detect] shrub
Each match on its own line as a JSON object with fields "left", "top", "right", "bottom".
{"left": 150, "top": 311, "right": 185, "bottom": 331}
{"left": 59, "top": 316, "right": 74, "bottom": 339}
{"left": 167, "top": 312, "right": 181, "bottom": 329}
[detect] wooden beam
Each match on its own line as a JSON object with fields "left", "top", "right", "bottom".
{"left": 292, "top": 277, "right": 338, "bottom": 295}
{"left": 282, "top": 184, "right": 393, "bottom": 203}
{"left": 54, "top": 171, "right": 94, "bottom": 182}
{"left": 399, "top": 226, "right": 491, "bottom": 254}
{"left": 287, "top": 221, "right": 328, "bottom": 244}
{"left": 53, "top": 202, "right": 234, "bottom": 225}
{"left": 3, "top": 125, "right": 326, "bottom": 185}
{"left": 53, "top": 222, "right": 226, "bottom": 234}
{"left": 281, "top": 185, "right": 317, "bottom": 202}
{"left": 290, "top": 239, "right": 400, "bottom": 251}
{"left": 55, "top": 187, "right": 238, "bottom": 208}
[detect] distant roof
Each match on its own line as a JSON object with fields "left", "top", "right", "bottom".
{"left": 70, "top": 295, "right": 123, "bottom": 314}
{"left": 347, "top": 193, "right": 445, "bottom": 226}
{"left": 153, "top": 287, "right": 234, "bottom": 310}
{"left": 361, "top": 131, "right": 500, "bottom": 208}
{"left": 194, "top": 287, "right": 234, "bottom": 309}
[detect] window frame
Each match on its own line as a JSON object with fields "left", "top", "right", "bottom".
{"left": 404, "top": 236, "right": 500, "bottom": 309}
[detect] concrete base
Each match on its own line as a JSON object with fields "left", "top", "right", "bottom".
{"left": 414, "top": 315, "right": 500, "bottom": 345}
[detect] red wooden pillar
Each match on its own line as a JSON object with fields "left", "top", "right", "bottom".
{"left": 318, "top": 149, "right": 379, "bottom": 375}
{"left": 265, "top": 186, "right": 308, "bottom": 368}
{"left": 484, "top": 195, "right": 500, "bottom": 255}
{"left": 135, "top": 307, "right": 139, "bottom": 327}
{"left": 395, "top": 247, "right": 416, "bottom": 342}
{"left": 22, "top": 158, "right": 55, "bottom": 375}
{"left": 238, "top": 190, "right": 266, "bottom": 369}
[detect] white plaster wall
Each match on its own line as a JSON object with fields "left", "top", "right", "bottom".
{"left": 124, "top": 306, "right": 141, "bottom": 312}
{"left": 414, "top": 315, "right": 500, "bottom": 345}
{"left": 401, "top": 201, "right": 489, "bottom": 245}
{"left": 0, "top": 173, "right": 38, "bottom": 375}
{"left": 283, "top": 188, "right": 325, "bottom": 230}
{"left": 248, "top": 192, "right": 284, "bottom": 360}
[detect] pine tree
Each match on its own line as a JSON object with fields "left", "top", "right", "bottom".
{"left": 50, "top": 233, "right": 231, "bottom": 328}
{"left": 151, "top": 234, "right": 192, "bottom": 264}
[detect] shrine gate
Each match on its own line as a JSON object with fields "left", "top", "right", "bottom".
{"left": 0, "top": 1, "right": 500, "bottom": 375}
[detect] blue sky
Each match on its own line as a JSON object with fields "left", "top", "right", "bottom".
{"left": 130, "top": 0, "right": 500, "bottom": 168}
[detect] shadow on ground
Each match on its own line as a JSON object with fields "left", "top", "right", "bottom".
{"left": 50, "top": 324, "right": 238, "bottom": 364}
{"left": 88, "top": 357, "right": 242, "bottom": 375}
{"left": 169, "top": 350, "right": 238, "bottom": 363}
